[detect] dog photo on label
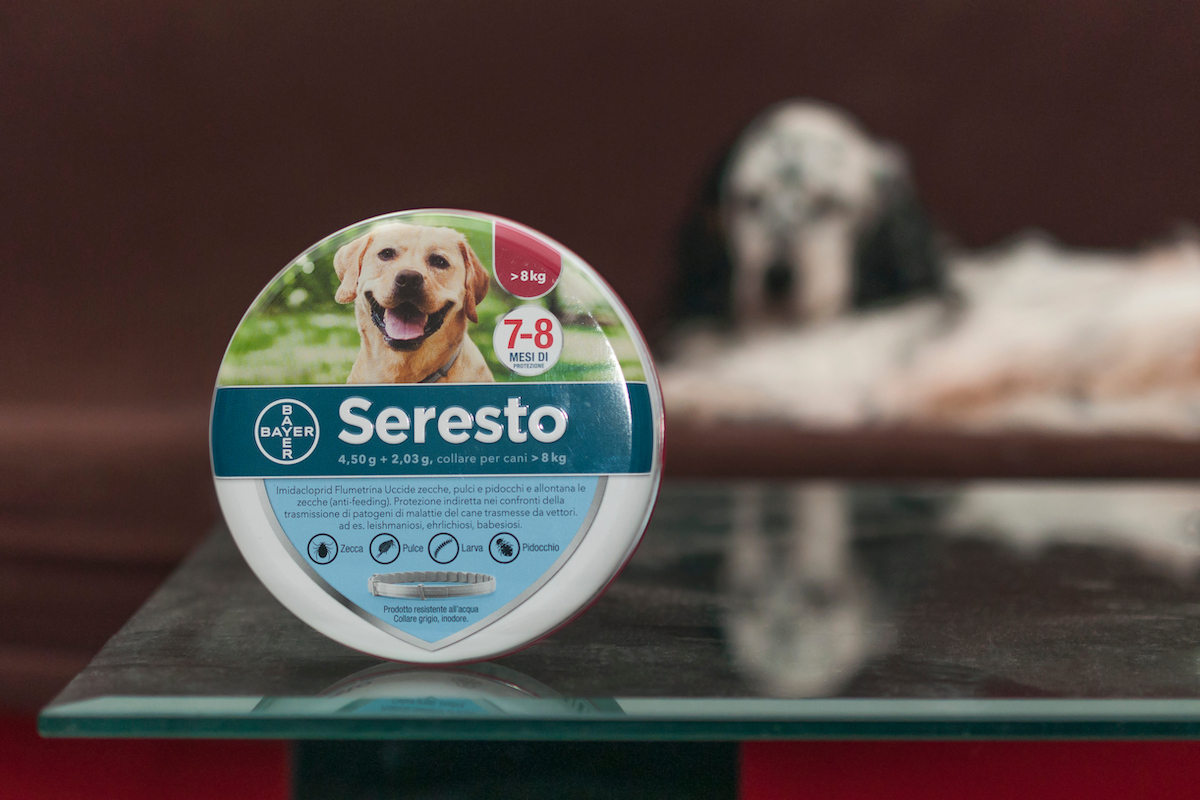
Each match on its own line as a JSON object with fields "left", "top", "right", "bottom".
{"left": 334, "top": 222, "right": 495, "bottom": 384}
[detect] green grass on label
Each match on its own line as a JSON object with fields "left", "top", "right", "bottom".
{"left": 218, "top": 313, "right": 360, "bottom": 386}
{"left": 218, "top": 214, "right": 645, "bottom": 386}
{"left": 218, "top": 309, "right": 643, "bottom": 385}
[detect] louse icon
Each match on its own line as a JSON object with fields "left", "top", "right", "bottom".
{"left": 490, "top": 533, "right": 519, "bottom": 563}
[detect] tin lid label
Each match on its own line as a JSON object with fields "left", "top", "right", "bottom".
{"left": 494, "top": 221, "right": 563, "bottom": 299}
{"left": 260, "top": 475, "right": 604, "bottom": 647}
{"left": 211, "top": 210, "right": 662, "bottom": 660}
{"left": 213, "top": 382, "right": 654, "bottom": 478}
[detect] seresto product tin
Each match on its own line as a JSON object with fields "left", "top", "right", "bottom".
{"left": 210, "top": 210, "right": 663, "bottom": 663}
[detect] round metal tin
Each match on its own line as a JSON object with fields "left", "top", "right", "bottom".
{"left": 210, "top": 210, "right": 663, "bottom": 662}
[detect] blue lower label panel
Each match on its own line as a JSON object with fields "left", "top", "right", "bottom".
{"left": 263, "top": 476, "right": 601, "bottom": 647}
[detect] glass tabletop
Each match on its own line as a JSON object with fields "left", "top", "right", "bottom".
{"left": 40, "top": 481, "right": 1200, "bottom": 739}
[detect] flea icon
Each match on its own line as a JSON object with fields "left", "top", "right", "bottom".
{"left": 377, "top": 540, "right": 394, "bottom": 556}
{"left": 316, "top": 542, "right": 330, "bottom": 559}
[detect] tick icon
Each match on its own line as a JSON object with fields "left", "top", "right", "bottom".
{"left": 308, "top": 534, "right": 337, "bottom": 565}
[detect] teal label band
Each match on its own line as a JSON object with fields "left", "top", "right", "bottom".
{"left": 212, "top": 382, "right": 654, "bottom": 478}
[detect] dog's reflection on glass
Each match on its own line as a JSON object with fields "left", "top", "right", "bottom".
{"left": 724, "top": 483, "right": 890, "bottom": 697}
{"left": 723, "top": 482, "right": 1200, "bottom": 697}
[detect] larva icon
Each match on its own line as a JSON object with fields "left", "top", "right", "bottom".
{"left": 210, "top": 210, "right": 664, "bottom": 663}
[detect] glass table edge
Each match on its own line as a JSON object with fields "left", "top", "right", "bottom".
{"left": 39, "top": 697, "right": 1200, "bottom": 740}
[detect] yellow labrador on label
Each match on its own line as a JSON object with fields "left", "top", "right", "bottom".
{"left": 334, "top": 223, "right": 494, "bottom": 383}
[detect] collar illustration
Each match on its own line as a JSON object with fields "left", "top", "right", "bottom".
{"left": 368, "top": 570, "right": 497, "bottom": 599}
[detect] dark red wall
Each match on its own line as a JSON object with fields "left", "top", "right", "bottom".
{"left": 4, "top": 0, "right": 1200, "bottom": 405}
{"left": 6, "top": 0, "right": 1200, "bottom": 712}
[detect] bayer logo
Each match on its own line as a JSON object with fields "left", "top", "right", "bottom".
{"left": 254, "top": 399, "right": 320, "bottom": 465}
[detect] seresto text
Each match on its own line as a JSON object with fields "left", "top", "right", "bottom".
{"left": 337, "top": 397, "right": 567, "bottom": 447}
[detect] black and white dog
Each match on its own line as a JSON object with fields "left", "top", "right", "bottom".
{"left": 664, "top": 100, "right": 1200, "bottom": 435}
{"left": 673, "top": 101, "right": 945, "bottom": 330}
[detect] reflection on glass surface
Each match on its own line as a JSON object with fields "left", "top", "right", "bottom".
{"left": 945, "top": 483, "right": 1200, "bottom": 576}
{"left": 725, "top": 483, "right": 890, "bottom": 697}
{"left": 39, "top": 482, "right": 1200, "bottom": 738}
{"left": 253, "top": 662, "right": 611, "bottom": 718}
{"left": 718, "top": 482, "right": 1200, "bottom": 698}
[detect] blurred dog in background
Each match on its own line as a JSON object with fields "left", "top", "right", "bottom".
{"left": 664, "top": 99, "right": 1200, "bottom": 437}
{"left": 672, "top": 101, "right": 945, "bottom": 331}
